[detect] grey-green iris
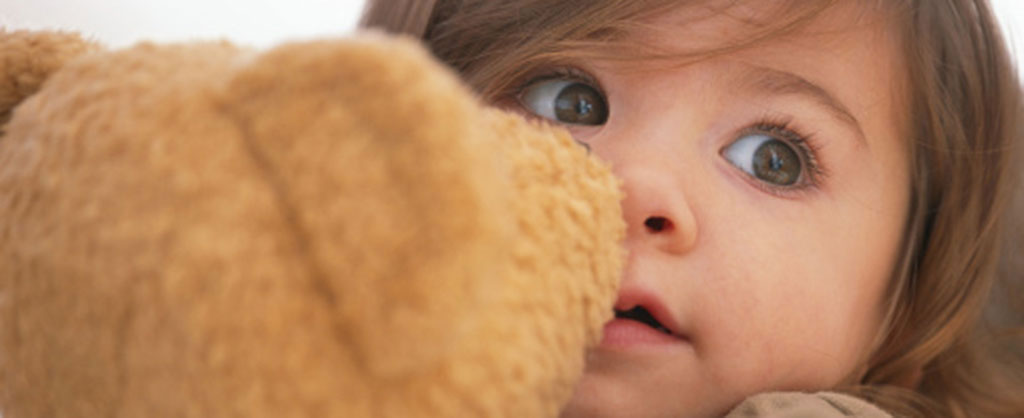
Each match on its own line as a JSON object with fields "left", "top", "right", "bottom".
{"left": 553, "top": 83, "right": 608, "bottom": 125}
{"left": 752, "top": 139, "right": 801, "bottom": 186}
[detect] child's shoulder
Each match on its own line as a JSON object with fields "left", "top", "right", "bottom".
{"left": 727, "top": 391, "right": 892, "bottom": 418}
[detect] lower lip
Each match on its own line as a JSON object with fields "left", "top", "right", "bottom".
{"left": 600, "top": 318, "right": 686, "bottom": 348}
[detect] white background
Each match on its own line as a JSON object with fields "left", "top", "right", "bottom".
{"left": 1, "top": 0, "right": 1023, "bottom": 70}
{"left": 0, "top": 0, "right": 368, "bottom": 48}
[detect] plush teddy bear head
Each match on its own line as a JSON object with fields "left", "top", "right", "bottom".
{"left": 0, "top": 30, "right": 624, "bottom": 417}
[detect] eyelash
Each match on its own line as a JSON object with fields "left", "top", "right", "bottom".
{"left": 734, "top": 117, "right": 828, "bottom": 199}
{"left": 509, "top": 66, "right": 827, "bottom": 199}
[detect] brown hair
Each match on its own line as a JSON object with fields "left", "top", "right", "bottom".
{"left": 361, "top": 1, "right": 1024, "bottom": 417}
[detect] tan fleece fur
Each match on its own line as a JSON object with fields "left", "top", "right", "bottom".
{"left": 0, "top": 31, "right": 624, "bottom": 417}
{"left": 0, "top": 30, "right": 101, "bottom": 130}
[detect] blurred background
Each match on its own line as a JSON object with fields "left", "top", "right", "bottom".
{"left": 0, "top": 0, "right": 366, "bottom": 48}
{"left": 1, "top": 0, "right": 1023, "bottom": 70}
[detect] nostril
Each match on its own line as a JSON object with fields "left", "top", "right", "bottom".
{"left": 644, "top": 216, "right": 673, "bottom": 233}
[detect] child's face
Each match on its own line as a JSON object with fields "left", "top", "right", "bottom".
{"left": 506, "top": 2, "right": 910, "bottom": 417}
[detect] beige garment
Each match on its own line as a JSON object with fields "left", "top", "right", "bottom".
{"left": 726, "top": 392, "right": 893, "bottom": 418}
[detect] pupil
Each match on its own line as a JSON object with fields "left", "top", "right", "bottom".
{"left": 752, "top": 139, "right": 801, "bottom": 186}
{"left": 554, "top": 83, "right": 608, "bottom": 125}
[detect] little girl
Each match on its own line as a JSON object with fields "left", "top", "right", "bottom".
{"left": 361, "top": 1, "right": 1024, "bottom": 417}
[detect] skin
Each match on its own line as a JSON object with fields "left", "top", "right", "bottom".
{"left": 508, "top": 2, "right": 910, "bottom": 417}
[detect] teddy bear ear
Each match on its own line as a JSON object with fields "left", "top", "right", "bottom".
{"left": 0, "top": 30, "right": 102, "bottom": 130}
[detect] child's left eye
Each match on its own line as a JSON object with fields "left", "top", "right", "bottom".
{"left": 721, "top": 132, "right": 807, "bottom": 187}
{"left": 518, "top": 78, "right": 609, "bottom": 126}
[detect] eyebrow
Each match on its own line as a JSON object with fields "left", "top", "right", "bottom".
{"left": 742, "top": 66, "right": 867, "bottom": 145}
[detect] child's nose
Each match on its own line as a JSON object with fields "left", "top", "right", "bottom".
{"left": 618, "top": 166, "right": 698, "bottom": 255}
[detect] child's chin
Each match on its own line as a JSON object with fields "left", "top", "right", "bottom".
{"left": 561, "top": 350, "right": 757, "bottom": 418}
{"left": 559, "top": 378, "right": 634, "bottom": 418}
{"left": 560, "top": 370, "right": 723, "bottom": 418}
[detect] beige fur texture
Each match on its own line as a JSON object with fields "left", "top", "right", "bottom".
{"left": 0, "top": 31, "right": 625, "bottom": 417}
{"left": 0, "top": 30, "right": 100, "bottom": 130}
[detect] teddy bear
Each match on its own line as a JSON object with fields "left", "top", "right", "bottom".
{"left": 0, "top": 29, "right": 625, "bottom": 417}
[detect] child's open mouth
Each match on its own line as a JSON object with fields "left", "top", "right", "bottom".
{"left": 615, "top": 306, "right": 673, "bottom": 335}
{"left": 600, "top": 286, "right": 688, "bottom": 348}
{"left": 600, "top": 304, "right": 687, "bottom": 348}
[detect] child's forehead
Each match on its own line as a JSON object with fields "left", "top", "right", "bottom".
{"left": 573, "top": 1, "right": 903, "bottom": 91}
{"left": 624, "top": 1, "right": 897, "bottom": 55}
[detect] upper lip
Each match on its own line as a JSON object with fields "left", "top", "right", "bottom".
{"left": 613, "top": 285, "right": 686, "bottom": 339}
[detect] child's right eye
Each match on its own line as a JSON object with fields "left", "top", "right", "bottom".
{"left": 518, "top": 78, "right": 609, "bottom": 126}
